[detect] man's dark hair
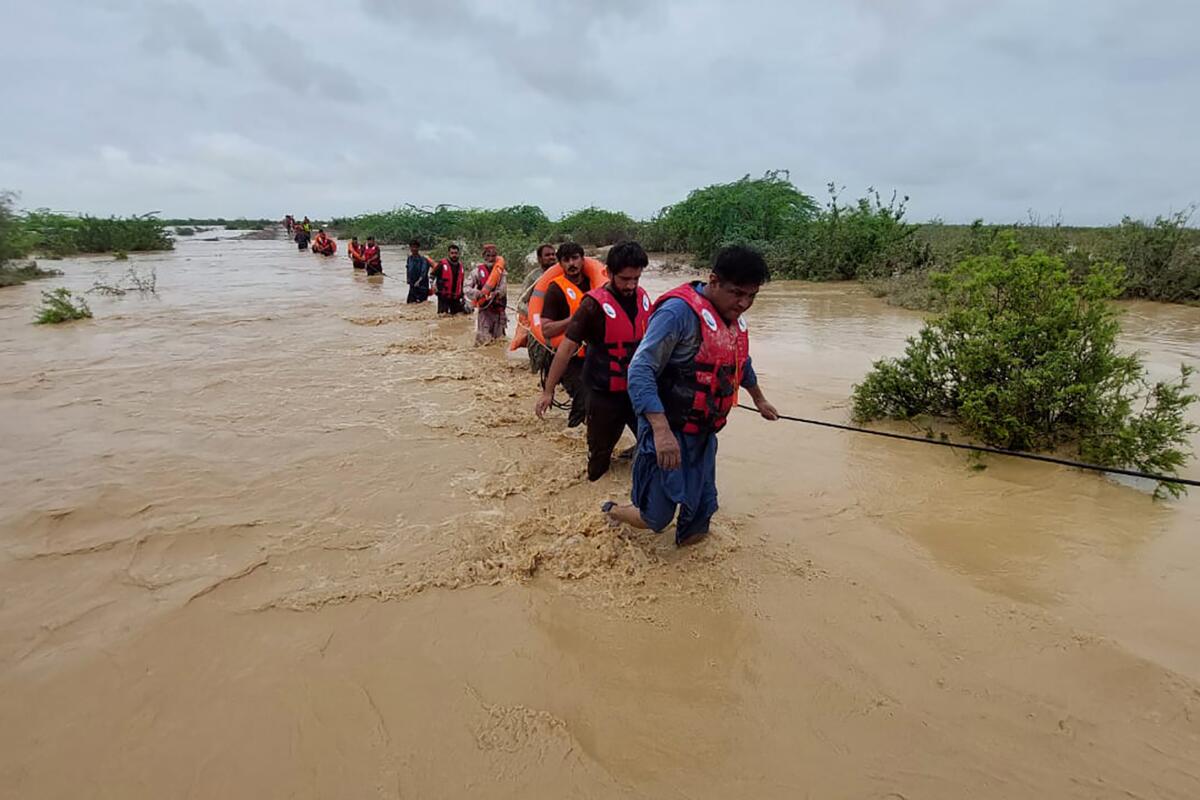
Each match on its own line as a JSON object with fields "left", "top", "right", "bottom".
{"left": 537, "top": 243, "right": 555, "bottom": 258}
{"left": 556, "top": 242, "right": 584, "bottom": 262}
{"left": 606, "top": 241, "right": 649, "bottom": 273}
{"left": 712, "top": 245, "right": 769, "bottom": 286}
{"left": 448, "top": 243, "right": 460, "bottom": 251}
{"left": 409, "top": 238, "right": 420, "bottom": 247}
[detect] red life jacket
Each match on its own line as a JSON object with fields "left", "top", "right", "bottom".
{"left": 584, "top": 283, "right": 651, "bottom": 393}
{"left": 348, "top": 242, "right": 364, "bottom": 261}
{"left": 363, "top": 244, "right": 381, "bottom": 267}
{"left": 653, "top": 282, "right": 749, "bottom": 435}
{"left": 437, "top": 259, "right": 464, "bottom": 299}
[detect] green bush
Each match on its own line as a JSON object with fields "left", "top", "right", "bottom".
{"left": 554, "top": 207, "right": 640, "bottom": 246}
{"left": 647, "top": 170, "right": 818, "bottom": 261}
{"left": 852, "top": 235, "right": 1197, "bottom": 496}
{"left": 1108, "top": 209, "right": 1200, "bottom": 303}
{"left": 35, "top": 288, "right": 93, "bottom": 324}
{"left": 767, "top": 185, "right": 929, "bottom": 280}
{"left": 334, "top": 204, "right": 551, "bottom": 248}
{"left": 19, "top": 210, "right": 172, "bottom": 256}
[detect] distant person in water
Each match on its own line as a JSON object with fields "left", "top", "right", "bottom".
{"left": 284, "top": 214, "right": 294, "bottom": 235}
{"left": 517, "top": 243, "right": 559, "bottom": 373}
{"left": 405, "top": 239, "right": 433, "bottom": 304}
{"left": 363, "top": 237, "right": 382, "bottom": 276}
{"left": 311, "top": 229, "right": 335, "bottom": 256}
{"left": 433, "top": 244, "right": 468, "bottom": 315}
{"left": 294, "top": 224, "right": 311, "bottom": 251}
{"left": 604, "top": 245, "right": 779, "bottom": 545}
{"left": 347, "top": 237, "right": 366, "bottom": 269}
{"left": 465, "top": 243, "right": 507, "bottom": 344}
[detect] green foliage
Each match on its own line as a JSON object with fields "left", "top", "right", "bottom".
{"left": 161, "top": 218, "right": 273, "bottom": 230}
{"left": 1108, "top": 208, "right": 1200, "bottom": 302}
{"left": 767, "top": 185, "right": 929, "bottom": 280}
{"left": 554, "top": 207, "right": 640, "bottom": 246}
{"left": 20, "top": 210, "right": 172, "bottom": 256}
{"left": 647, "top": 170, "right": 818, "bottom": 262}
{"left": 853, "top": 236, "right": 1197, "bottom": 495}
{"left": 334, "top": 204, "right": 551, "bottom": 248}
{"left": 35, "top": 288, "right": 93, "bottom": 324}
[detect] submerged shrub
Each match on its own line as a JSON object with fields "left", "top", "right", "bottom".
{"left": 554, "top": 207, "right": 640, "bottom": 247}
{"left": 35, "top": 288, "right": 92, "bottom": 324}
{"left": 852, "top": 235, "right": 1197, "bottom": 496}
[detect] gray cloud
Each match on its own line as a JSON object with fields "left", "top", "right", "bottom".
{"left": 0, "top": 0, "right": 1196, "bottom": 223}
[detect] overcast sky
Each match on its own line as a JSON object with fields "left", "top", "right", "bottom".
{"left": 2, "top": 0, "right": 1197, "bottom": 223}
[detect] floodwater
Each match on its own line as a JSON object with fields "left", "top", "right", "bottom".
{"left": 1, "top": 234, "right": 1199, "bottom": 799}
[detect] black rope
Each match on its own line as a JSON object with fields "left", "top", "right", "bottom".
{"left": 735, "top": 404, "right": 1200, "bottom": 488}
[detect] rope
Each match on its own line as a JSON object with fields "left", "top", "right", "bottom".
{"left": 734, "top": 404, "right": 1200, "bottom": 488}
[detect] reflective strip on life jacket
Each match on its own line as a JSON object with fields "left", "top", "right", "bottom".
{"left": 585, "top": 283, "right": 650, "bottom": 392}
{"left": 652, "top": 282, "right": 749, "bottom": 435}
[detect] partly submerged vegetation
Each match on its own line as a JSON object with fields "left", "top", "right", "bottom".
{"left": 332, "top": 173, "right": 1198, "bottom": 306}
{"left": 852, "top": 235, "right": 1198, "bottom": 496}
{"left": 35, "top": 287, "right": 92, "bottom": 324}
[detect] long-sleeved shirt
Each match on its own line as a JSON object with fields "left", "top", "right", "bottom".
{"left": 626, "top": 283, "right": 757, "bottom": 418}
{"left": 464, "top": 264, "right": 507, "bottom": 308}
{"left": 406, "top": 254, "right": 432, "bottom": 287}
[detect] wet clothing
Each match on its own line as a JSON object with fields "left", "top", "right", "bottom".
{"left": 405, "top": 254, "right": 431, "bottom": 303}
{"left": 626, "top": 282, "right": 758, "bottom": 542}
{"left": 541, "top": 273, "right": 591, "bottom": 426}
{"left": 585, "top": 384, "right": 638, "bottom": 481}
{"left": 348, "top": 242, "right": 365, "bottom": 269}
{"left": 518, "top": 267, "right": 552, "bottom": 373}
{"left": 562, "top": 286, "right": 645, "bottom": 478}
{"left": 465, "top": 263, "right": 507, "bottom": 344}
{"left": 434, "top": 258, "right": 467, "bottom": 314}
{"left": 363, "top": 244, "right": 382, "bottom": 276}
{"left": 294, "top": 230, "right": 310, "bottom": 251}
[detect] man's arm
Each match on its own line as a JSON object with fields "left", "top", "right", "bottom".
{"left": 740, "top": 356, "right": 778, "bottom": 420}
{"left": 539, "top": 284, "right": 573, "bottom": 339}
{"left": 627, "top": 301, "right": 693, "bottom": 470}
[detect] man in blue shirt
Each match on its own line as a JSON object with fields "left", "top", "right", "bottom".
{"left": 405, "top": 239, "right": 434, "bottom": 304}
{"left": 604, "top": 245, "right": 778, "bottom": 544}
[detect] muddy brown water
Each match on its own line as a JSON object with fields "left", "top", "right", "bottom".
{"left": 2, "top": 236, "right": 1199, "bottom": 798}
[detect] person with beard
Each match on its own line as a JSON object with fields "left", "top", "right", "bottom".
{"left": 602, "top": 245, "right": 780, "bottom": 545}
{"left": 535, "top": 241, "right": 651, "bottom": 481}
{"left": 515, "top": 243, "right": 558, "bottom": 372}
{"left": 433, "top": 243, "right": 468, "bottom": 314}
{"left": 537, "top": 241, "right": 592, "bottom": 427}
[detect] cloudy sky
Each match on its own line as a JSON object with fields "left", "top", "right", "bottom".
{"left": 2, "top": 0, "right": 1197, "bottom": 223}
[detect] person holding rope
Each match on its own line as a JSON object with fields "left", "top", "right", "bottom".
{"left": 604, "top": 245, "right": 779, "bottom": 544}
{"left": 465, "top": 243, "right": 508, "bottom": 344}
{"left": 432, "top": 244, "right": 468, "bottom": 315}
{"left": 362, "top": 236, "right": 383, "bottom": 276}
{"left": 516, "top": 244, "right": 559, "bottom": 373}
{"left": 535, "top": 241, "right": 651, "bottom": 481}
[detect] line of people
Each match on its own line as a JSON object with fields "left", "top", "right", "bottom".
{"left": 281, "top": 214, "right": 781, "bottom": 544}
{"left": 526, "top": 241, "right": 781, "bottom": 544}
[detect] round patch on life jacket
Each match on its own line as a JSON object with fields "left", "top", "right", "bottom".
{"left": 641, "top": 294, "right": 650, "bottom": 311}
{"left": 701, "top": 309, "right": 719, "bottom": 331}
{"left": 737, "top": 316, "right": 747, "bottom": 332}
{"left": 602, "top": 302, "right": 617, "bottom": 319}
{"left": 566, "top": 287, "right": 577, "bottom": 301}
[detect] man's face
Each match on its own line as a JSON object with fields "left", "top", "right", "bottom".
{"left": 706, "top": 275, "right": 760, "bottom": 322}
{"left": 409, "top": 244, "right": 419, "bottom": 255}
{"left": 610, "top": 266, "right": 642, "bottom": 297}
{"left": 483, "top": 250, "right": 496, "bottom": 265}
{"left": 537, "top": 247, "right": 556, "bottom": 270}
{"left": 448, "top": 248, "right": 460, "bottom": 263}
{"left": 561, "top": 254, "right": 584, "bottom": 281}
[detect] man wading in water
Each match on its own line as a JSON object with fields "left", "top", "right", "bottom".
{"left": 362, "top": 236, "right": 383, "bottom": 276}
{"left": 538, "top": 242, "right": 592, "bottom": 427}
{"left": 465, "top": 244, "right": 507, "bottom": 344}
{"left": 535, "top": 241, "right": 650, "bottom": 481}
{"left": 517, "top": 244, "right": 559, "bottom": 373}
{"left": 433, "top": 244, "right": 468, "bottom": 315}
{"left": 604, "top": 245, "right": 779, "bottom": 544}
{"left": 405, "top": 239, "right": 434, "bottom": 303}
